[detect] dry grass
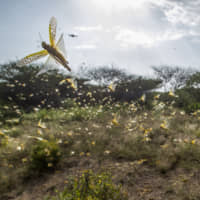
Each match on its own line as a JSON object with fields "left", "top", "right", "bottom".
{"left": 1, "top": 101, "right": 200, "bottom": 199}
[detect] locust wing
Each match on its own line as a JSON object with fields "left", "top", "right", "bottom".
{"left": 55, "top": 33, "right": 68, "bottom": 59}
{"left": 36, "top": 55, "right": 58, "bottom": 76}
{"left": 49, "top": 16, "right": 57, "bottom": 47}
{"left": 55, "top": 33, "right": 71, "bottom": 71}
{"left": 16, "top": 50, "right": 48, "bottom": 67}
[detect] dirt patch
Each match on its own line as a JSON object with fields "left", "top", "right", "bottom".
{"left": 4, "top": 156, "right": 199, "bottom": 200}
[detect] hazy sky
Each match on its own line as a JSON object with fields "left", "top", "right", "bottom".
{"left": 1, "top": 0, "right": 200, "bottom": 75}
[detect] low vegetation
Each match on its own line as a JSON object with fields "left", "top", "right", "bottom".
{"left": 0, "top": 63, "right": 200, "bottom": 199}
{"left": 44, "top": 170, "right": 128, "bottom": 200}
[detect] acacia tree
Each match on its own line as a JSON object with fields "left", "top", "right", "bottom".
{"left": 152, "top": 65, "right": 195, "bottom": 91}
{"left": 79, "top": 65, "right": 136, "bottom": 86}
{"left": 186, "top": 72, "right": 200, "bottom": 88}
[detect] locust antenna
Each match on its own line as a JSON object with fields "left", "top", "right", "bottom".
{"left": 36, "top": 32, "right": 44, "bottom": 48}
{"left": 39, "top": 32, "right": 44, "bottom": 42}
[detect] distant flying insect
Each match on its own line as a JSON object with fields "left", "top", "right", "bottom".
{"left": 140, "top": 94, "right": 146, "bottom": 102}
{"left": 59, "top": 78, "right": 78, "bottom": 90}
{"left": 17, "top": 16, "right": 71, "bottom": 73}
{"left": 66, "top": 78, "right": 78, "bottom": 90}
{"left": 108, "top": 83, "right": 116, "bottom": 92}
{"left": 68, "top": 34, "right": 78, "bottom": 38}
{"left": 111, "top": 114, "right": 119, "bottom": 126}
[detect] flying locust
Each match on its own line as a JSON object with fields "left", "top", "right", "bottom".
{"left": 17, "top": 17, "right": 71, "bottom": 74}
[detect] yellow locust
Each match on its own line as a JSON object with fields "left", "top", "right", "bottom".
{"left": 17, "top": 17, "right": 71, "bottom": 74}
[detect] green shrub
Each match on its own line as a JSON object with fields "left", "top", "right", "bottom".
{"left": 62, "top": 98, "right": 77, "bottom": 108}
{"left": 175, "top": 88, "right": 200, "bottom": 113}
{"left": 45, "top": 170, "right": 128, "bottom": 200}
{"left": 186, "top": 102, "right": 200, "bottom": 113}
{"left": 29, "top": 140, "right": 61, "bottom": 173}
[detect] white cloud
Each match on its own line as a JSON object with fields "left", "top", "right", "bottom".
{"left": 74, "top": 44, "right": 97, "bottom": 49}
{"left": 152, "top": 0, "right": 200, "bottom": 26}
{"left": 115, "top": 29, "right": 156, "bottom": 48}
{"left": 90, "top": 0, "right": 148, "bottom": 11}
{"left": 90, "top": 0, "right": 172, "bottom": 12}
{"left": 74, "top": 25, "right": 103, "bottom": 32}
{"left": 114, "top": 28, "right": 187, "bottom": 48}
{"left": 189, "top": 30, "right": 200, "bottom": 36}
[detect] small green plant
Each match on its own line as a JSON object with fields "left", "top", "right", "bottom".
{"left": 62, "top": 98, "right": 77, "bottom": 108}
{"left": 29, "top": 140, "right": 61, "bottom": 173}
{"left": 0, "top": 133, "right": 8, "bottom": 147}
{"left": 45, "top": 170, "right": 128, "bottom": 200}
{"left": 186, "top": 102, "right": 200, "bottom": 113}
{"left": 70, "top": 107, "right": 98, "bottom": 121}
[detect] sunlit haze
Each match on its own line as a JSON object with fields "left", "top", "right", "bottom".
{"left": 1, "top": 0, "right": 200, "bottom": 75}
